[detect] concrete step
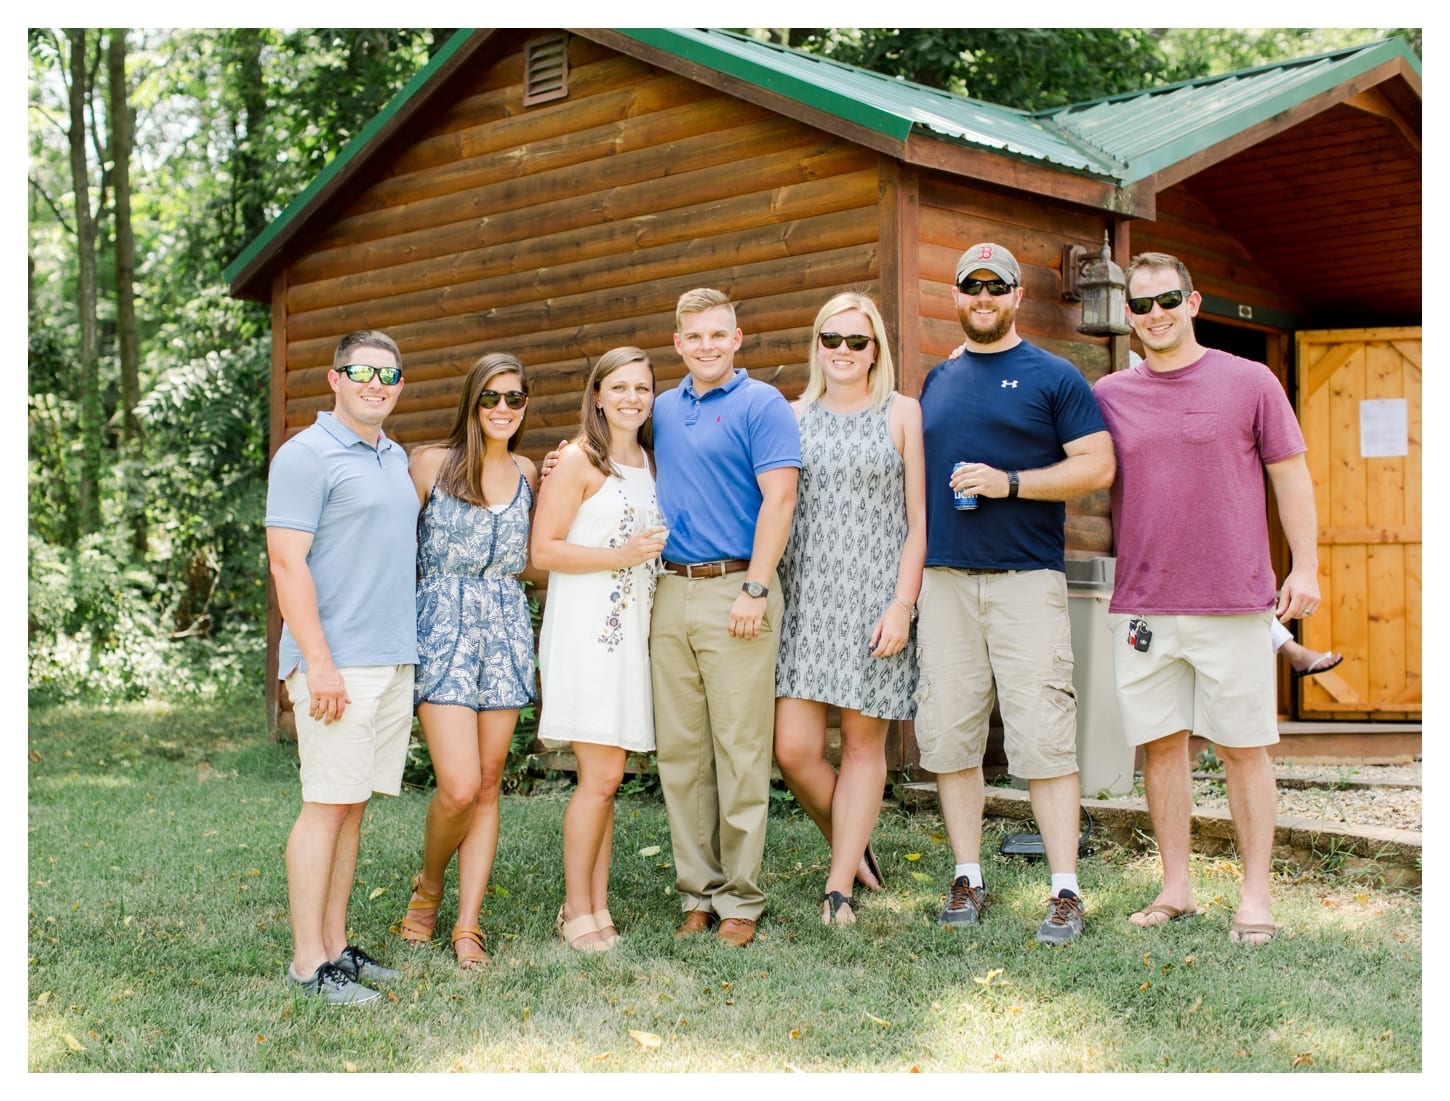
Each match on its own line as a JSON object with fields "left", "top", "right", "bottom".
{"left": 898, "top": 781, "right": 1422, "bottom": 889}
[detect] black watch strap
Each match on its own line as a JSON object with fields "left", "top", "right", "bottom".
{"left": 1007, "top": 470, "right": 1020, "bottom": 498}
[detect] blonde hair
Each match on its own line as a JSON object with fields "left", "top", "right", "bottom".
{"left": 576, "top": 347, "right": 654, "bottom": 476}
{"left": 799, "top": 292, "right": 896, "bottom": 409}
{"left": 675, "top": 287, "right": 736, "bottom": 330}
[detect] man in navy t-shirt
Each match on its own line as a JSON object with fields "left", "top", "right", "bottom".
{"left": 916, "top": 243, "right": 1115, "bottom": 945}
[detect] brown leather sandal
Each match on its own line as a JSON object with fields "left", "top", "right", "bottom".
{"left": 398, "top": 874, "right": 443, "bottom": 945}
{"left": 450, "top": 924, "right": 488, "bottom": 968}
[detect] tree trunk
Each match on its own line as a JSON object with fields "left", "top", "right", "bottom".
{"left": 109, "top": 28, "right": 144, "bottom": 555}
{"left": 66, "top": 28, "right": 102, "bottom": 536}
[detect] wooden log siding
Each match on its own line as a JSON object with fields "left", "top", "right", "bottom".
{"left": 273, "top": 44, "right": 887, "bottom": 454}
{"left": 285, "top": 138, "right": 872, "bottom": 297}
{"left": 282, "top": 241, "right": 877, "bottom": 413}
{"left": 285, "top": 202, "right": 878, "bottom": 345}
{"left": 1129, "top": 187, "right": 1300, "bottom": 317}
{"left": 284, "top": 168, "right": 879, "bottom": 316}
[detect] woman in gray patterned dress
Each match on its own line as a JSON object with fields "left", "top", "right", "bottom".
{"left": 774, "top": 293, "right": 926, "bottom": 926}
{"left": 398, "top": 353, "right": 539, "bottom": 968}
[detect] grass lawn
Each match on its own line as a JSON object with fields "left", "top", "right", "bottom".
{"left": 28, "top": 699, "right": 1421, "bottom": 1074}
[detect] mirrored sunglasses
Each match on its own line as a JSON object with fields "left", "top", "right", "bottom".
{"left": 337, "top": 363, "right": 403, "bottom": 385}
{"left": 819, "top": 332, "right": 874, "bottom": 351}
{"left": 957, "top": 278, "right": 1014, "bottom": 296}
{"left": 478, "top": 389, "right": 529, "bottom": 410}
{"left": 1127, "top": 289, "right": 1190, "bottom": 315}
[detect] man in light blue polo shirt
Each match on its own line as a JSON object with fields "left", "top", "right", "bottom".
{"left": 651, "top": 289, "right": 801, "bottom": 947}
{"left": 265, "top": 329, "right": 419, "bottom": 1004}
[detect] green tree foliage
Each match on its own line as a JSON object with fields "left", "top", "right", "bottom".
{"left": 28, "top": 28, "right": 445, "bottom": 702}
{"left": 781, "top": 28, "right": 1184, "bottom": 110}
{"left": 764, "top": 27, "right": 1419, "bottom": 110}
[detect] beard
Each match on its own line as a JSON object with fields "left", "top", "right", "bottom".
{"left": 957, "top": 298, "right": 1017, "bottom": 346}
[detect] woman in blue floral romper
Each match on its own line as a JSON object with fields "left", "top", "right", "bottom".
{"left": 397, "top": 353, "right": 539, "bottom": 968}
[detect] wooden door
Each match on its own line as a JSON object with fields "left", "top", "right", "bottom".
{"left": 1296, "top": 328, "right": 1421, "bottom": 719}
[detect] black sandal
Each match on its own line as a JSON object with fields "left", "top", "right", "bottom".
{"left": 855, "top": 843, "right": 885, "bottom": 892}
{"left": 823, "top": 890, "right": 856, "bottom": 925}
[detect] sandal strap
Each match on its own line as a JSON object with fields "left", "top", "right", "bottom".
{"left": 451, "top": 925, "right": 485, "bottom": 950}
{"left": 560, "top": 913, "right": 599, "bottom": 945}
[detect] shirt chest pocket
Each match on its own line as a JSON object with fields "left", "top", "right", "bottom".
{"left": 1181, "top": 409, "right": 1219, "bottom": 444}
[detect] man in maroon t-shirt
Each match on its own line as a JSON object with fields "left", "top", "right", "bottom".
{"left": 1094, "top": 252, "right": 1320, "bottom": 947}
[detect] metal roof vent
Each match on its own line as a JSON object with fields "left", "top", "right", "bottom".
{"left": 523, "top": 33, "right": 569, "bottom": 106}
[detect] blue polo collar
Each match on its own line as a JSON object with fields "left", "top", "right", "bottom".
{"left": 680, "top": 367, "right": 748, "bottom": 401}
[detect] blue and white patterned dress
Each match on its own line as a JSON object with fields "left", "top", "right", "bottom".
{"left": 414, "top": 465, "right": 535, "bottom": 711}
{"left": 536, "top": 462, "right": 657, "bottom": 752}
{"left": 775, "top": 395, "right": 917, "bottom": 719}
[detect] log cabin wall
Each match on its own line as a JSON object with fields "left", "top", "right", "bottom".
{"left": 911, "top": 170, "right": 1117, "bottom": 560}
{"left": 272, "top": 32, "right": 882, "bottom": 458}
{"left": 1128, "top": 185, "right": 1300, "bottom": 320}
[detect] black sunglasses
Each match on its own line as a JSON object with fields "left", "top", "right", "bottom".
{"left": 957, "top": 278, "right": 1015, "bottom": 296}
{"left": 337, "top": 363, "right": 403, "bottom": 385}
{"left": 478, "top": 389, "right": 529, "bottom": 410}
{"left": 1127, "top": 289, "right": 1191, "bottom": 315}
{"left": 819, "top": 332, "right": 874, "bottom": 351}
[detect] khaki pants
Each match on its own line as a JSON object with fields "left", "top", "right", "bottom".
{"left": 650, "top": 571, "right": 782, "bottom": 922}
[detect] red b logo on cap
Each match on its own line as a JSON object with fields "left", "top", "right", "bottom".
{"left": 978, "top": 245, "right": 994, "bottom": 259}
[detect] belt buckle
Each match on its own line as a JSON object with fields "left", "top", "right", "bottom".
{"left": 690, "top": 561, "right": 723, "bottom": 579}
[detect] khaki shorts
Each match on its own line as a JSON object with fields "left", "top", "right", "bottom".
{"left": 914, "top": 568, "right": 1078, "bottom": 780}
{"left": 286, "top": 663, "right": 415, "bottom": 803}
{"left": 1108, "top": 612, "right": 1278, "bottom": 749}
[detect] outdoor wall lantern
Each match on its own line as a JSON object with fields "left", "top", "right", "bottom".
{"left": 1061, "top": 232, "right": 1131, "bottom": 336}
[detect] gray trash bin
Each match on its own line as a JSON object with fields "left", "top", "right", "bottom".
{"left": 1066, "top": 557, "right": 1135, "bottom": 797}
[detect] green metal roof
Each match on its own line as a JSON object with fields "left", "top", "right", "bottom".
{"left": 616, "top": 28, "right": 1125, "bottom": 177}
{"left": 1037, "top": 37, "right": 1422, "bottom": 185}
{"left": 225, "top": 29, "right": 1419, "bottom": 294}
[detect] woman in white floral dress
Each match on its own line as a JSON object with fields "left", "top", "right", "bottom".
{"left": 398, "top": 353, "right": 538, "bottom": 969}
{"left": 532, "top": 347, "right": 666, "bottom": 951}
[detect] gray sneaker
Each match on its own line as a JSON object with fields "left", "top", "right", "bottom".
{"left": 333, "top": 944, "right": 401, "bottom": 983}
{"left": 1035, "top": 891, "right": 1086, "bottom": 945}
{"left": 288, "top": 961, "right": 381, "bottom": 1006}
{"left": 938, "top": 876, "right": 987, "bottom": 926}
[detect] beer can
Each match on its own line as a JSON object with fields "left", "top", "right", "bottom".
{"left": 952, "top": 461, "right": 978, "bottom": 510}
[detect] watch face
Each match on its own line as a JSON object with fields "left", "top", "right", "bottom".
{"left": 742, "top": 581, "right": 767, "bottom": 598}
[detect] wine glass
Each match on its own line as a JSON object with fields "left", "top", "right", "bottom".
{"left": 640, "top": 502, "right": 668, "bottom": 576}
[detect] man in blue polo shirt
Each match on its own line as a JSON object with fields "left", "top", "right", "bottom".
{"left": 917, "top": 244, "right": 1115, "bottom": 945}
{"left": 265, "top": 329, "right": 419, "bottom": 1003}
{"left": 651, "top": 288, "right": 800, "bottom": 947}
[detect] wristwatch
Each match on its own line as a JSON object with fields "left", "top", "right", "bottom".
{"left": 741, "top": 581, "right": 769, "bottom": 599}
{"left": 1007, "top": 470, "right": 1020, "bottom": 498}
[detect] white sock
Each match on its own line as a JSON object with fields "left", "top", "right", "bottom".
{"left": 954, "top": 863, "right": 983, "bottom": 888}
{"left": 1051, "top": 872, "right": 1080, "bottom": 897}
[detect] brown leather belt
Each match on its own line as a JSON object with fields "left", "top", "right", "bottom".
{"left": 662, "top": 558, "right": 750, "bottom": 579}
{"left": 965, "top": 567, "right": 1011, "bottom": 574}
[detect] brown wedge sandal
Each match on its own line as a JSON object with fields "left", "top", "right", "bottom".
{"left": 399, "top": 874, "right": 443, "bottom": 946}
{"left": 450, "top": 925, "right": 488, "bottom": 968}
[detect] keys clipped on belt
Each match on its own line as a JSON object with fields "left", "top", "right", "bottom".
{"left": 1127, "top": 617, "right": 1153, "bottom": 652}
